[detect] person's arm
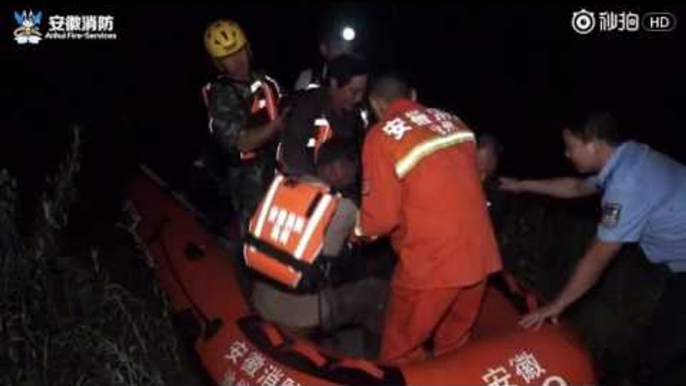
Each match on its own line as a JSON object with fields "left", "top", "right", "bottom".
{"left": 322, "top": 198, "right": 357, "bottom": 256}
{"left": 209, "top": 82, "right": 285, "bottom": 154}
{"left": 234, "top": 110, "right": 288, "bottom": 152}
{"left": 208, "top": 83, "right": 246, "bottom": 154}
{"left": 357, "top": 132, "right": 402, "bottom": 237}
{"left": 280, "top": 99, "right": 317, "bottom": 176}
{"left": 519, "top": 238, "right": 622, "bottom": 330}
{"left": 500, "top": 177, "right": 598, "bottom": 199}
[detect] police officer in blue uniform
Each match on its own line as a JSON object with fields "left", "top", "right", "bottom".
{"left": 500, "top": 111, "right": 686, "bottom": 385}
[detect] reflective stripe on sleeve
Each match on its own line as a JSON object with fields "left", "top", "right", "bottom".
{"left": 395, "top": 131, "right": 475, "bottom": 179}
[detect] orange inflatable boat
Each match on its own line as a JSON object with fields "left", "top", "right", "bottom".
{"left": 125, "top": 165, "right": 597, "bottom": 386}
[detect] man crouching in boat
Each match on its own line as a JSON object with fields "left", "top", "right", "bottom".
{"left": 243, "top": 139, "right": 388, "bottom": 357}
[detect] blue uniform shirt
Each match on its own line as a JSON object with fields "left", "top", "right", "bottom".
{"left": 588, "top": 141, "right": 686, "bottom": 272}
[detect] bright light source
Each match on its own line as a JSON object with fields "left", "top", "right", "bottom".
{"left": 341, "top": 26, "right": 355, "bottom": 41}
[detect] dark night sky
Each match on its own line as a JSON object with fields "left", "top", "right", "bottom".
{"left": 4, "top": 4, "right": 685, "bottom": 198}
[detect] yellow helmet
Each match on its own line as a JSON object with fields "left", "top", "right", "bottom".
{"left": 204, "top": 19, "right": 248, "bottom": 59}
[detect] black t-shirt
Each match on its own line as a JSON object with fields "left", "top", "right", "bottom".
{"left": 280, "top": 88, "right": 365, "bottom": 176}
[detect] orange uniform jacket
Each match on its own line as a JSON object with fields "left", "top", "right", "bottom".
{"left": 359, "top": 99, "right": 502, "bottom": 289}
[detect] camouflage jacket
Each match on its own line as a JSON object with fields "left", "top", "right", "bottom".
{"left": 206, "top": 73, "right": 281, "bottom": 165}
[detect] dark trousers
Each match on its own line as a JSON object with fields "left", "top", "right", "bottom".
{"left": 205, "top": 159, "right": 274, "bottom": 306}
{"left": 226, "top": 162, "right": 274, "bottom": 238}
{"left": 637, "top": 271, "right": 686, "bottom": 386}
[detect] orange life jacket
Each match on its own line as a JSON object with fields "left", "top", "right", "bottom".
{"left": 244, "top": 174, "right": 340, "bottom": 290}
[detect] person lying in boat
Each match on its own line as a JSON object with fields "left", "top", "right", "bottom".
{"left": 243, "top": 138, "right": 388, "bottom": 358}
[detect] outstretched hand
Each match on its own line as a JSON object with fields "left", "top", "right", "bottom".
{"left": 499, "top": 177, "right": 525, "bottom": 193}
{"left": 519, "top": 301, "right": 564, "bottom": 330}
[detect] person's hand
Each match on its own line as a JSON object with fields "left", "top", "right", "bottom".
{"left": 349, "top": 224, "right": 378, "bottom": 244}
{"left": 519, "top": 301, "right": 564, "bottom": 330}
{"left": 349, "top": 233, "right": 378, "bottom": 244}
{"left": 499, "top": 177, "right": 526, "bottom": 193}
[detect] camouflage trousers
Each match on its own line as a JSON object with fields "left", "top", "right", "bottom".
{"left": 214, "top": 160, "right": 275, "bottom": 303}
{"left": 216, "top": 161, "right": 274, "bottom": 238}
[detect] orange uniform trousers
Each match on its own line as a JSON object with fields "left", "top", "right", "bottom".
{"left": 380, "top": 281, "right": 486, "bottom": 365}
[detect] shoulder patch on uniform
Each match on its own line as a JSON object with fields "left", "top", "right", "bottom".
{"left": 601, "top": 203, "right": 622, "bottom": 228}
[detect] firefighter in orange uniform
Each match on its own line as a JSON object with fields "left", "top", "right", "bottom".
{"left": 244, "top": 139, "right": 387, "bottom": 356}
{"left": 358, "top": 74, "right": 502, "bottom": 365}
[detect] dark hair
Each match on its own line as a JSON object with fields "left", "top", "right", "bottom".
{"left": 564, "top": 111, "right": 623, "bottom": 146}
{"left": 316, "top": 138, "right": 359, "bottom": 169}
{"left": 370, "top": 73, "right": 413, "bottom": 103}
{"left": 476, "top": 132, "right": 503, "bottom": 156}
{"left": 326, "top": 54, "right": 368, "bottom": 88}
